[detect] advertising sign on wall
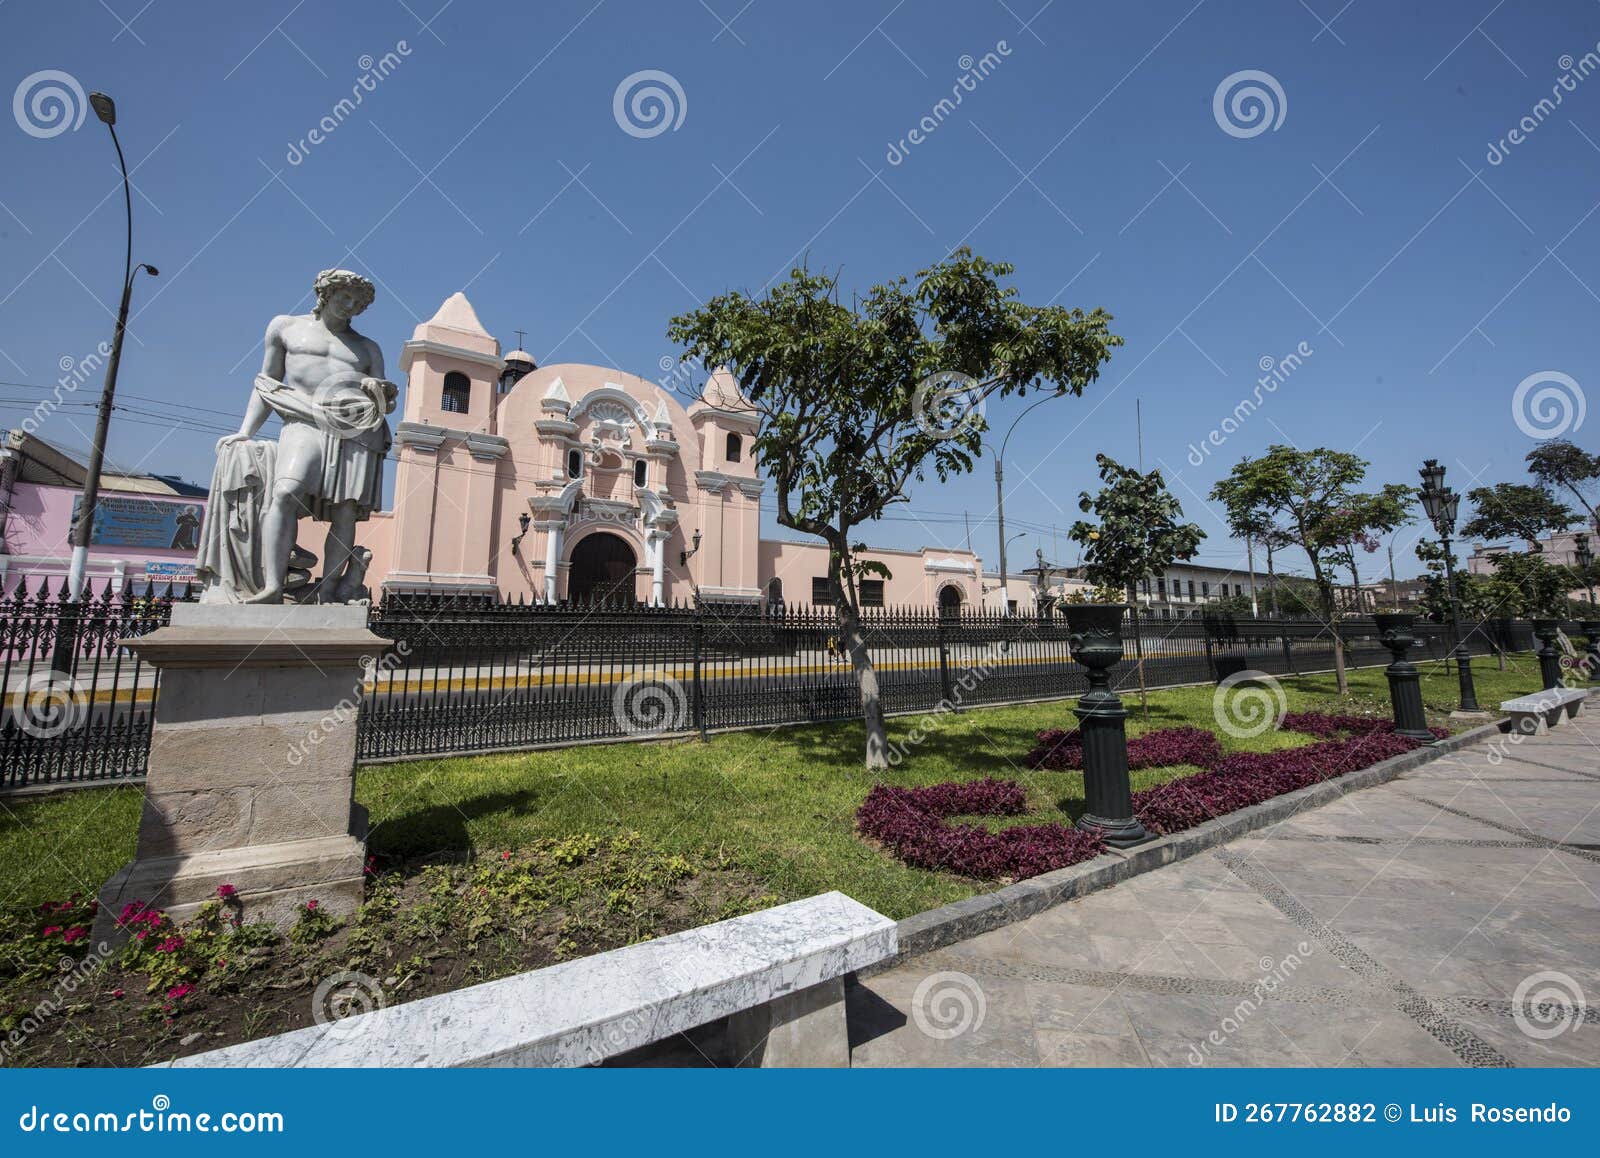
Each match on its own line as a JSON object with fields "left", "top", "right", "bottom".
{"left": 71, "top": 495, "right": 204, "bottom": 551}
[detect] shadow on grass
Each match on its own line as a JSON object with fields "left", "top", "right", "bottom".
{"left": 369, "top": 787, "right": 549, "bottom": 863}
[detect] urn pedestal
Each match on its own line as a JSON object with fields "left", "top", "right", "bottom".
{"left": 1532, "top": 619, "right": 1564, "bottom": 691}
{"left": 1064, "top": 604, "right": 1148, "bottom": 849}
{"left": 1373, "top": 613, "right": 1433, "bottom": 742}
{"left": 91, "top": 604, "right": 388, "bottom": 944}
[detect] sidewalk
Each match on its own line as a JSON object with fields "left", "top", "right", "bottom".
{"left": 850, "top": 716, "right": 1600, "bottom": 1067}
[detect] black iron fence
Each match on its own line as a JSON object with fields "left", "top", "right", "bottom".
{"left": 0, "top": 578, "right": 1559, "bottom": 790}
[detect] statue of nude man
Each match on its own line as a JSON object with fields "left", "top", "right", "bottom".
{"left": 214, "top": 269, "right": 395, "bottom": 604}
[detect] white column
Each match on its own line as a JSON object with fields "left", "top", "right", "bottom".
{"left": 544, "top": 524, "right": 563, "bottom": 603}
{"left": 650, "top": 532, "right": 665, "bottom": 605}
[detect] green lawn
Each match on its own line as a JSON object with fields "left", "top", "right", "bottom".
{"left": 0, "top": 654, "right": 1543, "bottom": 921}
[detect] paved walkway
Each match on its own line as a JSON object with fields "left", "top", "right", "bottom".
{"left": 850, "top": 716, "right": 1600, "bottom": 1067}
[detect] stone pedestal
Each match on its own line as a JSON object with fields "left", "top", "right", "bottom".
{"left": 92, "top": 604, "right": 389, "bottom": 944}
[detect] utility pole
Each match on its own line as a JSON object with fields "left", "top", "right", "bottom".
{"left": 68, "top": 91, "right": 158, "bottom": 601}
{"left": 1246, "top": 534, "right": 1259, "bottom": 618}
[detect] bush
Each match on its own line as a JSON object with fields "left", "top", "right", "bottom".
{"left": 856, "top": 779, "right": 1104, "bottom": 880}
{"left": 861, "top": 711, "right": 1443, "bottom": 880}
{"left": 1129, "top": 729, "right": 1424, "bottom": 837}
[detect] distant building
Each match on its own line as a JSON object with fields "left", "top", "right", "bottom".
{"left": 1468, "top": 528, "right": 1597, "bottom": 607}
{"left": 1468, "top": 529, "right": 1593, "bottom": 574}
{"left": 0, "top": 429, "right": 208, "bottom": 594}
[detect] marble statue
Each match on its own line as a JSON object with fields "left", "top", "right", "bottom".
{"left": 197, "top": 269, "right": 396, "bottom": 604}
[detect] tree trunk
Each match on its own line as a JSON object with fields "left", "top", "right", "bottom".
{"left": 1265, "top": 545, "right": 1277, "bottom": 615}
{"left": 1320, "top": 579, "right": 1349, "bottom": 695}
{"left": 835, "top": 601, "right": 889, "bottom": 770}
{"left": 827, "top": 548, "right": 888, "bottom": 771}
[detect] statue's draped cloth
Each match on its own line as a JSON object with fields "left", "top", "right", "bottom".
{"left": 255, "top": 374, "right": 390, "bottom": 520}
{"left": 195, "top": 376, "right": 390, "bottom": 601}
{"left": 195, "top": 439, "right": 276, "bottom": 601}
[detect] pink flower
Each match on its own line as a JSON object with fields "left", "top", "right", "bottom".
{"left": 166, "top": 984, "right": 193, "bottom": 1000}
{"left": 305, "top": 900, "right": 318, "bottom": 912}
{"left": 216, "top": 883, "right": 237, "bottom": 899}
{"left": 62, "top": 927, "right": 87, "bottom": 944}
{"left": 500, "top": 850, "right": 511, "bottom": 860}
{"left": 41, "top": 925, "right": 61, "bottom": 937}
{"left": 111, "top": 988, "right": 124, "bottom": 1000}
{"left": 155, "top": 935, "right": 184, "bottom": 953}
{"left": 134, "top": 930, "right": 148, "bottom": 941}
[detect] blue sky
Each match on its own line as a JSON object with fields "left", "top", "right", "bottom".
{"left": 3, "top": 0, "right": 1598, "bottom": 580}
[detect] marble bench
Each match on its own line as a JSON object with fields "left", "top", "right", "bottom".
{"left": 163, "top": 891, "right": 896, "bottom": 1069}
{"left": 1501, "top": 687, "right": 1587, "bottom": 735}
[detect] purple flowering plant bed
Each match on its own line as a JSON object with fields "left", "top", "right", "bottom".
{"left": 859, "top": 712, "right": 1444, "bottom": 881}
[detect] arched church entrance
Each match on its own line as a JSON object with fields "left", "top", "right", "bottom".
{"left": 938, "top": 584, "right": 964, "bottom": 619}
{"left": 566, "top": 532, "right": 638, "bottom": 605}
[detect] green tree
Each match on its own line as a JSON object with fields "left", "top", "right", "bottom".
{"left": 1068, "top": 453, "right": 1205, "bottom": 713}
{"left": 668, "top": 249, "right": 1121, "bottom": 768}
{"left": 1209, "top": 447, "right": 1410, "bottom": 694}
{"left": 1460, "top": 482, "right": 1577, "bottom": 549}
{"left": 1526, "top": 439, "right": 1600, "bottom": 533}
{"left": 1483, "top": 550, "right": 1574, "bottom": 618}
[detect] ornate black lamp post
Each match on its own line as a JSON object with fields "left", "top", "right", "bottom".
{"left": 1064, "top": 602, "right": 1148, "bottom": 848}
{"left": 1576, "top": 534, "right": 1600, "bottom": 683}
{"left": 1374, "top": 611, "right": 1434, "bottom": 741}
{"left": 1418, "top": 459, "right": 1481, "bottom": 713}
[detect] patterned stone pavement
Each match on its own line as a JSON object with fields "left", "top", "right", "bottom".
{"left": 850, "top": 716, "right": 1600, "bottom": 1068}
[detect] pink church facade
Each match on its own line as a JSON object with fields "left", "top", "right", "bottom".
{"left": 338, "top": 292, "right": 1009, "bottom": 610}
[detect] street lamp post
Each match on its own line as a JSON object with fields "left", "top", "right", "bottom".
{"left": 1418, "top": 459, "right": 1482, "bottom": 714}
{"left": 993, "top": 395, "right": 1057, "bottom": 615}
{"left": 67, "top": 91, "right": 158, "bottom": 602}
{"left": 1575, "top": 532, "right": 1594, "bottom": 605}
{"left": 1575, "top": 532, "right": 1600, "bottom": 684}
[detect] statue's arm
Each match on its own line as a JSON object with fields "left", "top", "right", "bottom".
{"left": 222, "top": 318, "right": 288, "bottom": 444}
{"left": 362, "top": 335, "right": 398, "bottom": 412}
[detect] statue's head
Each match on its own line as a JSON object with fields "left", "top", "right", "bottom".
{"left": 312, "top": 268, "right": 376, "bottom": 321}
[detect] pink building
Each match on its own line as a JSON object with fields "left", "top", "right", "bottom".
{"left": 0, "top": 430, "right": 208, "bottom": 595}
{"left": 341, "top": 291, "right": 1013, "bottom": 611}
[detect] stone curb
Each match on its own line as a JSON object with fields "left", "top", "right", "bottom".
{"left": 858, "top": 716, "right": 1514, "bottom": 979}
